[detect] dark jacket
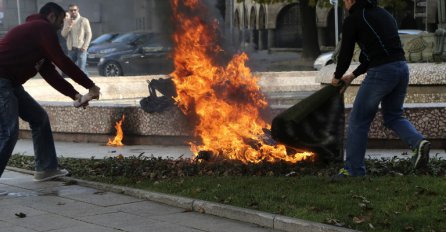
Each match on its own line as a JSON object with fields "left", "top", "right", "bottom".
{"left": 334, "top": 1, "right": 405, "bottom": 79}
{"left": 0, "top": 14, "right": 94, "bottom": 99}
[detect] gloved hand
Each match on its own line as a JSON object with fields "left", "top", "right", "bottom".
{"left": 73, "top": 85, "right": 101, "bottom": 109}
{"left": 73, "top": 93, "right": 89, "bottom": 108}
{"left": 88, "top": 85, "right": 101, "bottom": 100}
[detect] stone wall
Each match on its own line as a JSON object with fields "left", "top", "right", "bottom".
{"left": 19, "top": 102, "right": 446, "bottom": 149}
{"left": 19, "top": 71, "right": 445, "bottom": 149}
{"left": 19, "top": 71, "right": 319, "bottom": 145}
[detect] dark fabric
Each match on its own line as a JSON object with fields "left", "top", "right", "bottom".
{"left": 140, "top": 77, "right": 177, "bottom": 113}
{"left": 0, "top": 14, "right": 94, "bottom": 99}
{"left": 334, "top": 2, "right": 405, "bottom": 79}
{"left": 271, "top": 84, "right": 345, "bottom": 163}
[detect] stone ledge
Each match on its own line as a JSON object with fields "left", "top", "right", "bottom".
{"left": 23, "top": 71, "right": 319, "bottom": 102}
{"left": 316, "top": 63, "right": 446, "bottom": 85}
{"left": 316, "top": 63, "right": 446, "bottom": 104}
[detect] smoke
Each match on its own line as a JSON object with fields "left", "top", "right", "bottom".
{"left": 202, "top": 0, "right": 237, "bottom": 62}
{"left": 152, "top": 1, "right": 174, "bottom": 44}
{"left": 153, "top": 0, "right": 235, "bottom": 64}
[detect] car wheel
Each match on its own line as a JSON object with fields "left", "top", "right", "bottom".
{"left": 101, "top": 61, "right": 123, "bottom": 76}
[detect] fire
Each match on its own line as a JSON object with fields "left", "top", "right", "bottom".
{"left": 170, "top": 0, "right": 314, "bottom": 163}
{"left": 107, "top": 115, "right": 125, "bottom": 146}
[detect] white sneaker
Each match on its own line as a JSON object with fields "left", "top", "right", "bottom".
{"left": 34, "top": 169, "right": 69, "bottom": 182}
{"left": 0, "top": 190, "right": 8, "bottom": 196}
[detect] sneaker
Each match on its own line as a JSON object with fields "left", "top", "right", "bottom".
{"left": 331, "top": 168, "right": 351, "bottom": 181}
{"left": 0, "top": 190, "right": 8, "bottom": 196}
{"left": 412, "top": 140, "right": 430, "bottom": 169}
{"left": 33, "top": 169, "right": 69, "bottom": 182}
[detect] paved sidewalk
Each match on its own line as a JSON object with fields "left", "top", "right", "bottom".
{"left": 0, "top": 170, "right": 278, "bottom": 232}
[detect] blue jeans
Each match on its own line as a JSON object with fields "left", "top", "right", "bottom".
{"left": 68, "top": 47, "right": 89, "bottom": 75}
{"left": 345, "top": 61, "right": 424, "bottom": 176}
{"left": 0, "top": 78, "right": 58, "bottom": 177}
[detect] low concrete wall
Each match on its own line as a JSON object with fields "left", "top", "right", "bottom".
{"left": 19, "top": 71, "right": 445, "bottom": 149}
{"left": 19, "top": 102, "right": 193, "bottom": 146}
{"left": 18, "top": 102, "right": 446, "bottom": 149}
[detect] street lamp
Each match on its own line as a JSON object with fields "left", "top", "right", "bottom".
{"left": 16, "top": 0, "right": 21, "bottom": 24}
{"left": 330, "top": 0, "right": 339, "bottom": 45}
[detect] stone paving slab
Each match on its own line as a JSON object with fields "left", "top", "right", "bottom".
{"left": 1, "top": 169, "right": 356, "bottom": 232}
{"left": 0, "top": 170, "right": 282, "bottom": 232}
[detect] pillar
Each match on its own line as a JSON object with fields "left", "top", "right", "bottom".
{"left": 258, "top": 29, "right": 264, "bottom": 50}
{"left": 267, "top": 29, "right": 274, "bottom": 49}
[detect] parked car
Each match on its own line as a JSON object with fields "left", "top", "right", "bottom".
{"left": 97, "top": 32, "right": 173, "bottom": 76}
{"left": 87, "top": 31, "right": 151, "bottom": 66}
{"left": 89, "top": 32, "right": 120, "bottom": 47}
{"left": 313, "top": 29, "right": 425, "bottom": 70}
{"left": 313, "top": 51, "right": 335, "bottom": 70}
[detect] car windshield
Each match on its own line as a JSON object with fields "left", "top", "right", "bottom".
{"left": 91, "top": 34, "right": 115, "bottom": 44}
{"left": 112, "top": 33, "right": 141, "bottom": 44}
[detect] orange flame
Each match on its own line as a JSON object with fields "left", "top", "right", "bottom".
{"left": 107, "top": 115, "right": 125, "bottom": 146}
{"left": 170, "top": 0, "right": 313, "bottom": 163}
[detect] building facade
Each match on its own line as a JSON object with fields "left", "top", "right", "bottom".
{"left": 228, "top": 0, "right": 444, "bottom": 50}
{"left": 0, "top": 0, "right": 444, "bottom": 51}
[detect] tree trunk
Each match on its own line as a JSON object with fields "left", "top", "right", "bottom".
{"left": 300, "top": 0, "right": 320, "bottom": 60}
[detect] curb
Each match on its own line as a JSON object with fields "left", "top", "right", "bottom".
{"left": 6, "top": 166, "right": 357, "bottom": 232}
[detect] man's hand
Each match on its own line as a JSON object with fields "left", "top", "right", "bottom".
{"left": 73, "top": 85, "right": 101, "bottom": 109}
{"left": 331, "top": 76, "right": 342, "bottom": 86}
{"left": 65, "top": 18, "right": 73, "bottom": 27}
{"left": 73, "top": 94, "right": 89, "bottom": 109}
{"left": 331, "top": 73, "right": 355, "bottom": 94}
{"left": 340, "top": 73, "right": 355, "bottom": 94}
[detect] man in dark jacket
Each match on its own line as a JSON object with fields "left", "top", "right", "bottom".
{"left": 331, "top": 0, "right": 430, "bottom": 177}
{"left": 0, "top": 2, "right": 100, "bottom": 189}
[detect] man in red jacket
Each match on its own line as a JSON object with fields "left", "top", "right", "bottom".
{"left": 0, "top": 2, "right": 100, "bottom": 191}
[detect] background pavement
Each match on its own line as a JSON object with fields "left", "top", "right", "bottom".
{"left": 13, "top": 138, "right": 446, "bottom": 160}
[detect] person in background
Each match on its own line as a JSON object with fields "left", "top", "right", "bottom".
{"left": 0, "top": 2, "right": 100, "bottom": 196}
{"left": 331, "top": 0, "right": 430, "bottom": 178}
{"left": 57, "top": 11, "right": 70, "bottom": 77}
{"left": 61, "top": 3, "right": 92, "bottom": 75}
{"left": 58, "top": 11, "right": 70, "bottom": 55}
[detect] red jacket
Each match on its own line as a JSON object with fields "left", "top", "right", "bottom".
{"left": 0, "top": 14, "right": 94, "bottom": 99}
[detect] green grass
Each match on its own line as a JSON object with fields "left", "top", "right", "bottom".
{"left": 8, "top": 154, "right": 446, "bottom": 231}
{"left": 85, "top": 175, "right": 446, "bottom": 232}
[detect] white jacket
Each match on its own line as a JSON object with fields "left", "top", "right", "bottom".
{"left": 61, "top": 14, "right": 92, "bottom": 51}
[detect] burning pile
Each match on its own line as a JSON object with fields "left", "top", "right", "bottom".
{"left": 169, "top": 0, "right": 313, "bottom": 163}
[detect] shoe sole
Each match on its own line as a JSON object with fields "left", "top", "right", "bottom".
{"left": 414, "top": 140, "right": 430, "bottom": 169}
{"left": 33, "top": 172, "right": 68, "bottom": 182}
